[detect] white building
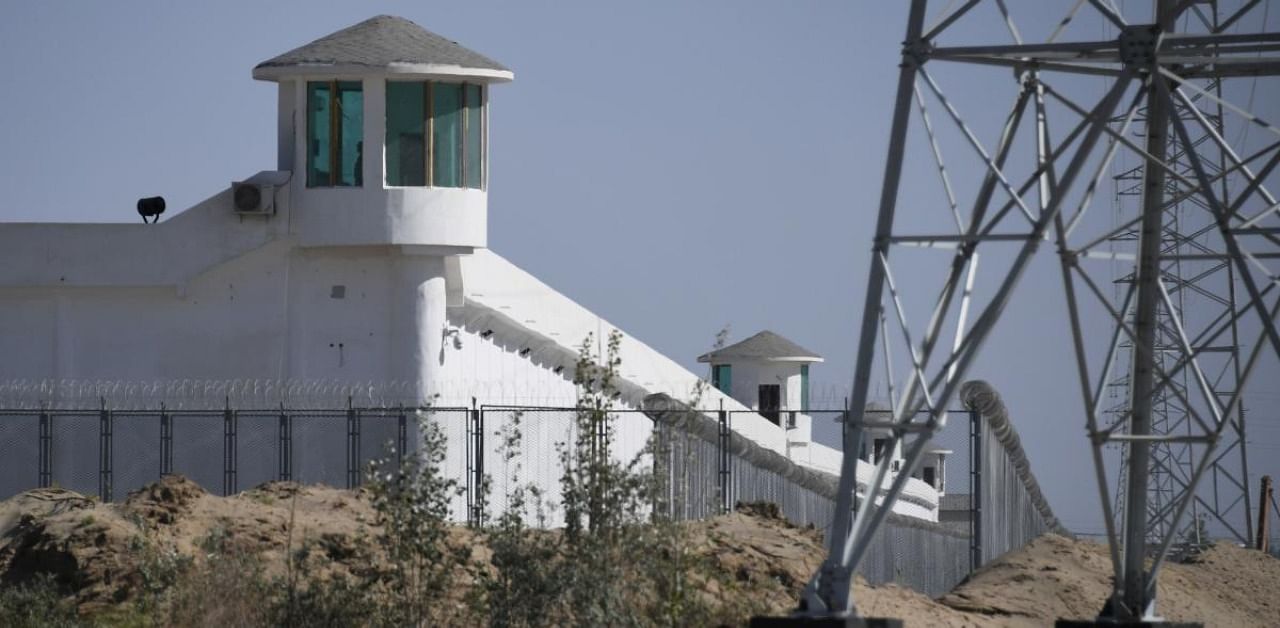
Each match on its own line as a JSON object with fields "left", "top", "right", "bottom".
{"left": 0, "top": 16, "right": 940, "bottom": 521}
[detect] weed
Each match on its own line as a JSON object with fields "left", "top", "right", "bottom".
{"left": 127, "top": 533, "right": 193, "bottom": 623}
{"left": 474, "top": 409, "right": 564, "bottom": 626}
{"left": 362, "top": 411, "right": 473, "bottom": 626}
{"left": 162, "top": 527, "right": 273, "bottom": 627}
{"left": 0, "top": 573, "right": 82, "bottom": 628}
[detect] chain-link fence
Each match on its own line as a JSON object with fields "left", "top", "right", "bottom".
{"left": 960, "top": 381, "right": 1068, "bottom": 564}
{"left": 0, "top": 404, "right": 468, "bottom": 504}
{"left": 642, "top": 387, "right": 1063, "bottom": 596}
{"left": 0, "top": 381, "right": 1061, "bottom": 597}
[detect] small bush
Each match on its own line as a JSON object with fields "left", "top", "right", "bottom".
{"left": 362, "top": 412, "right": 473, "bottom": 626}
{"left": 0, "top": 574, "right": 83, "bottom": 628}
{"left": 273, "top": 540, "right": 375, "bottom": 628}
{"left": 474, "top": 409, "right": 564, "bottom": 626}
{"left": 162, "top": 526, "right": 273, "bottom": 627}
{"left": 470, "top": 330, "right": 749, "bottom": 626}
{"left": 129, "top": 532, "right": 192, "bottom": 623}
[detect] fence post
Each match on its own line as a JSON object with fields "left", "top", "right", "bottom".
{"left": 223, "top": 398, "right": 237, "bottom": 496}
{"left": 970, "top": 408, "right": 982, "bottom": 571}
{"left": 38, "top": 403, "right": 51, "bottom": 489}
{"left": 469, "top": 400, "right": 484, "bottom": 527}
{"left": 346, "top": 396, "right": 360, "bottom": 489}
{"left": 466, "top": 404, "right": 474, "bottom": 526}
{"left": 653, "top": 413, "right": 671, "bottom": 520}
{"left": 718, "top": 400, "right": 730, "bottom": 515}
{"left": 160, "top": 403, "right": 173, "bottom": 477}
{"left": 396, "top": 403, "right": 407, "bottom": 468}
{"left": 99, "top": 398, "right": 113, "bottom": 503}
{"left": 1257, "top": 475, "right": 1273, "bottom": 553}
{"left": 278, "top": 402, "right": 292, "bottom": 482}
{"left": 841, "top": 396, "right": 849, "bottom": 443}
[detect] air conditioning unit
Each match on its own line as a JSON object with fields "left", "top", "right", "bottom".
{"left": 231, "top": 181, "right": 274, "bottom": 215}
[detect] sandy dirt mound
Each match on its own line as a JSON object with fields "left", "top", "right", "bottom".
{"left": 700, "top": 503, "right": 1000, "bottom": 626}
{"left": 941, "top": 533, "right": 1280, "bottom": 626}
{"left": 1, "top": 479, "right": 1277, "bottom": 626}
{"left": 0, "top": 476, "right": 389, "bottom": 613}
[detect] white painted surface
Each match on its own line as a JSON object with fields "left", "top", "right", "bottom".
{"left": 253, "top": 63, "right": 513, "bottom": 83}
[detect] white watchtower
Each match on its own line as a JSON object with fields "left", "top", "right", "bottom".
{"left": 697, "top": 331, "right": 822, "bottom": 439}
{"left": 253, "top": 16, "right": 512, "bottom": 399}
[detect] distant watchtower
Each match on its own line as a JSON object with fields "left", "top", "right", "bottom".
{"left": 698, "top": 331, "right": 822, "bottom": 426}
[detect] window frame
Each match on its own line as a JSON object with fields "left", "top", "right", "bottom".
{"left": 711, "top": 364, "right": 732, "bottom": 395}
{"left": 307, "top": 80, "right": 364, "bottom": 188}
{"left": 758, "top": 384, "right": 781, "bottom": 425}
{"left": 384, "top": 79, "right": 485, "bottom": 190}
{"left": 800, "top": 364, "right": 810, "bottom": 413}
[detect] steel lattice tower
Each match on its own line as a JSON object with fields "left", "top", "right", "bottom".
{"left": 787, "top": 0, "right": 1280, "bottom": 622}
{"left": 1109, "top": 10, "right": 1256, "bottom": 547}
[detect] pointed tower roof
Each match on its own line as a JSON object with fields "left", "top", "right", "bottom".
{"left": 253, "top": 15, "right": 513, "bottom": 82}
{"left": 697, "top": 330, "right": 823, "bottom": 363}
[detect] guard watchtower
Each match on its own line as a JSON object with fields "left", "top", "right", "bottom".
{"left": 253, "top": 15, "right": 512, "bottom": 250}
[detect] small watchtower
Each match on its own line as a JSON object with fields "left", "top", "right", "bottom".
{"left": 698, "top": 330, "right": 822, "bottom": 427}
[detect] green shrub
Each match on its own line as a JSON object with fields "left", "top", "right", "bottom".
{"left": 362, "top": 412, "right": 473, "bottom": 626}
{"left": 0, "top": 574, "right": 83, "bottom": 628}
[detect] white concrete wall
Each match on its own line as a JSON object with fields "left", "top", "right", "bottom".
{"left": 0, "top": 242, "right": 288, "bottom": 382}
{"left": 0, "top": 239, "right": 461, "bottom": 395}
{"left": 0, "top": 186, "right": 287, "bottom": 289}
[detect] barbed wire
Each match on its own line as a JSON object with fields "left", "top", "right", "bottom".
{"left": 0, "top": 378, "right": 429, "bottom": 411}
{"left": 0, "top": 378, "right": 868, "bottom": 413}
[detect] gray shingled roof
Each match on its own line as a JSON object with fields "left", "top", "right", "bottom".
{"left": 255, "top": 15, "right": 510, "bottom": 76}
{"left": 697, "top": 330, "right": 822, "bottom": 363}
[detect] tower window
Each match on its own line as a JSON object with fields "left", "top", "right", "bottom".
{"left": 386, "top": 81, "right": 484, "bottom": 189}
{"left": 800, "top": 364, "right": 810, "bottom": 413}
{"left": 758, "top": 384, "right": 781, "bottom": 425}
{"left": 307, "top": 81, "right": 364, "bottom": 187}
{"left": 711, "top": 364, "right": 732, "bottom": 395}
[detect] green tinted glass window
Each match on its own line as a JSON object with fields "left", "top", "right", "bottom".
{"left": 336, "top": 82, "right": 363, "bottom": 187}
{"left": 432, "top": 83, "right": 464, "bottom": 188}
{"left": 712, "top": 365, "right": 732, "bottom": 395}
{"left": 307, "top": 81, "right": 363, "bottom": 187}
{"left": 307, "top": 82, "right": 331, "bottom": 187}
{"left": 385, "top": 82, "right": 426, "bottom": 186}
{"left": 800, "top": 364, "right": 810, "bottom": 412}
{"left": 465, "top": 84, "right": 483, "bottom": 189}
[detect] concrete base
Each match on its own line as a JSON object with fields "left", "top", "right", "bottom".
{"left": 1056, "top": 620, "right": 1202, "bottom": 627}
{"left": 749, "top": 617, "right": 903, "bottom": 628}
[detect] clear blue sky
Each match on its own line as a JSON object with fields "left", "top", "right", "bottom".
{"left": 2, "top": 1, "right": 1277, "bottom": 539}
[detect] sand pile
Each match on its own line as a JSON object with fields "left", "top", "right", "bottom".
{"left": 941, "top": 533, "right": 1280, "bottom": 626}
{"left": 0, "top": 476, "right": 387, "bottom": 613}
{"left": 1, "top": 477, "right": 1276, "bottom": 626}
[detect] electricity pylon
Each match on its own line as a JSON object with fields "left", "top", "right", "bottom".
{"left": 790, "top": 0, "right": 1280, "bottom": 623}
{"left": 1110, "top": 1, "right": 1256, "bottom": 548}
